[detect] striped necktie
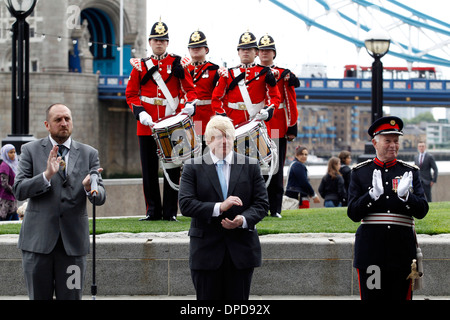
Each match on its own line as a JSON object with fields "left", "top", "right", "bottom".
{"left": 58, "top": 145, "right": 69, "bottom": 177}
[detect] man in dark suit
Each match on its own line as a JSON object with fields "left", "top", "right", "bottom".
{"left": 14, "top": 103, "right": 106, "bottom": 300}
{"left": 178, "top": 115, "right": 268, "bottom": 300}
{"left": 414, "top": 141, "right": 438, "bottom": 202}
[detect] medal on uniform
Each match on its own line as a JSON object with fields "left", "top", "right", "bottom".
{"left": 392, "top": 176, "right": 401, "bottom": 193}
{"left": 202, "top": 70, "right": 209, "bottom": 78}
{"left": 167, "top": 65, "right": 172, "bottom": 74}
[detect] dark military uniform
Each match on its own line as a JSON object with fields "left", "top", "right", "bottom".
{"left": 347, "top": 116, "right": 428, "bottom": 300}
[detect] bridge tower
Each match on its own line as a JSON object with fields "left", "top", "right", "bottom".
{"left": 0, "top": 0, "right": 147, "bottom": 74}
{"left": 0, "top": 0, "right": 147, "bottom": 176}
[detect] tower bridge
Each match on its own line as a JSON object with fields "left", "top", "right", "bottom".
{"left": 98, "top": 75, "right": 450, "bottom": 107}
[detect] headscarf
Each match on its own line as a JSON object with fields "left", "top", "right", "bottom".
{"left": 0, "top": 144, "right": 18, "bottom": 174}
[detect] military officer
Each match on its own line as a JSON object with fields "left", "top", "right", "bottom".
{"left": 126, "top": 20, "right": 197, "bottom": 221}
{"left": 211, "top": 31, "right": 281, "bottom": 126}
{"left": 258, "top": 34, "right": 299, "bottom": 218}
{"left": 347, "top": 116, "right": 429, "bottom": 300}
{"left": 182, "top": 30, "right": 220, "bottom": 148}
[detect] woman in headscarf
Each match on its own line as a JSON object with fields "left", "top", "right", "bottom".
{"left": 0, "top": 144, "right": 19, "bottom": 221}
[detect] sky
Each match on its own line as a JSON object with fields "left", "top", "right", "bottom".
{"left": 145, "top": 0, "right": 449, "bottom": 117}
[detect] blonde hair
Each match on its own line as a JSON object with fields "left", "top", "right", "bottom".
{"left": 204, "top": 115, "right": 235, "bottom": 143}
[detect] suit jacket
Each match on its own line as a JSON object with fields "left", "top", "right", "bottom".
{"left": 14, "top": 137, "right": 106, "bottom": 256}
{"left": 178, "top": 152, "right": 268, "bottom": 270}
{"left": 414, "top": 152, "right": 438, "bottom": 185}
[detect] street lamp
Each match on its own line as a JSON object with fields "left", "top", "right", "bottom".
{"left": 2, "top": 0, "right": 38, "bottom": 153}
{"left": 364, "top": 30, "right": 391, "bottom": 123}
{"left": 357, "top": 29, "right": 390, "bottom": 163}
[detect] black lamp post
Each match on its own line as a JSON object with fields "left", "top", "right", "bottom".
{"left": 358, "top": 30, "right": 390, "bottom": 163}
{"left": 2, "top": 0, "right": 38, "bottom": 153}
{"left": 364, "top": 31, "right": 391, "bottom": 123}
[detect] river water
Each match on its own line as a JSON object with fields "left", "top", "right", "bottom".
{"left": 284, "top": 161, "right": 449, "bottom": 177}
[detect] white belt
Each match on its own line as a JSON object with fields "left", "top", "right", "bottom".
{"left": 228, "top": 101, "right": 264, "bottom": 111}
{"left": 278, "top": 103, "right": 286, "bottom": 109}
{"left": 140, "top": 96, "right": 180, "bottom": 107}
{"left": 196, "top": 99, "right": 212, "bottom": 106}
{"left": 361, "top": 213, "right": 414, "bottom": 227}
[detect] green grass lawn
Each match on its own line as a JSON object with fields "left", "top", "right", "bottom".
{"left": 1, "top": 202, "right": 449, "bottom": 236}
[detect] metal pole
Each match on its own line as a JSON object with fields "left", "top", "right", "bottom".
{"left": 24, "top": 20, "right": 30, "bottom": 135}
{"left": 91, "top": 195, "right": 97, "bottom": 300}
{"left": 17, "top": 17, "right": 24, "bottom": 134}
{"left": 371, "top": 56, "right": 383, "bottom": 123}
{"left": 11, "top": 21, "right": 18, "bottom": 135}
{"left": 119, "top": 0, "right": 124, "bottom": 76}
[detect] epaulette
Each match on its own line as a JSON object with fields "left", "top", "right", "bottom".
{"left": 170, "top": 53, "right": 181, "bottom": 59}
{"left": 352, "top": 159, "right": 373, "bottom": 171}
{"left": 397, "top": 159, "right": 419, "bottom": 170}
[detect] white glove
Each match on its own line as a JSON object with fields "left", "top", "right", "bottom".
{"left": 181, "top": 56, "right": 191, "bottom": 68}
{"left": 369, "top": 169, "right": 384, "bottom": 200}
{"left": 182, "top": 102, "right": 196, "bottom": 116}
{"left": 130, "top": 58, "right": 142, "bottom": 72}
{"left": 139, "top": 111, "right": 154, "bottom": 127}
{"left": 397, "top": 171, "right": 412, "bottom": 200}
{"left": 254, "top": 108, "right": 269, "bottom": 121}
{"left": 218, "top": 66, "right": 228, "bottom": 78}
{"left": 271, "top": 68, "right": 280, "bottom": 79}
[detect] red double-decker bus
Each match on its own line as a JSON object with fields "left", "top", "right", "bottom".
{"left": 344, "top": 64, "right": 438, "bottom": 80}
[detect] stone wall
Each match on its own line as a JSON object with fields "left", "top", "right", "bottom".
{"left": 0, "top": 233, "right": 448, "bottom": 297}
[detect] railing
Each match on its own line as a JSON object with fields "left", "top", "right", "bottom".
{"left": 98, "top": 75, "right": 129, "bottom": 100}
{"left": 296, "top": 78, "right": 450, "bottom": 105}
{"left": 97, "top": 75, "right": 450, "bottom": 105}
{"left": 298, "top": 78, "right": 450, "bottom": 91}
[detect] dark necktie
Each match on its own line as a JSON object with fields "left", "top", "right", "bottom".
{"left": 58, "top": 145, "right": 69, "bottom": 177}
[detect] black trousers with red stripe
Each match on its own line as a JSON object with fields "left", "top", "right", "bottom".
{"left": 357, "top": 267, "right": 412, "bottom": 300}
{"left": 138, "top": 135, "right": 180, "bottom": 219}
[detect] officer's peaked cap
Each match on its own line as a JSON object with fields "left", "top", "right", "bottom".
{"left": 368, "top": 116, "right": 404, "bottom": 138}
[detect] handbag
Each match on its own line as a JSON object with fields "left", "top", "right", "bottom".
{"left": 282, "top": 195, "right": 298, "bottom": 210}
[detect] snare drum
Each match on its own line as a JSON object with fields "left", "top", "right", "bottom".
{"left": 152, "top": 113, "right": 201, "bottom": 168}
{"left": 234, "top": 120, "right": 273, "bottom": 166}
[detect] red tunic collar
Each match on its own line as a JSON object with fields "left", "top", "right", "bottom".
{"left": 374, "top": 157, "right": 397, "bottom": 168}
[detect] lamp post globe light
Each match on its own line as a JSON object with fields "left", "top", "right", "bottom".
{"left": 364, "top": 29, "right": 391, "bottom": 123}
{"left": 2, "top": 0, "right": 38, "bottom": 153}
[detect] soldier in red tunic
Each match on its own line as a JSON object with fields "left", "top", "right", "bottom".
{"left": 126, "top": 20, "right": 197, "bottom": 221}
{"left": 258, "top": 34, "right": 299, "bottom": 218}
{"left": 211, "top": 31, "right": 281, "bottom": 127}
{"left": 182, "top": 30, "right": 220, "bottom": 150}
